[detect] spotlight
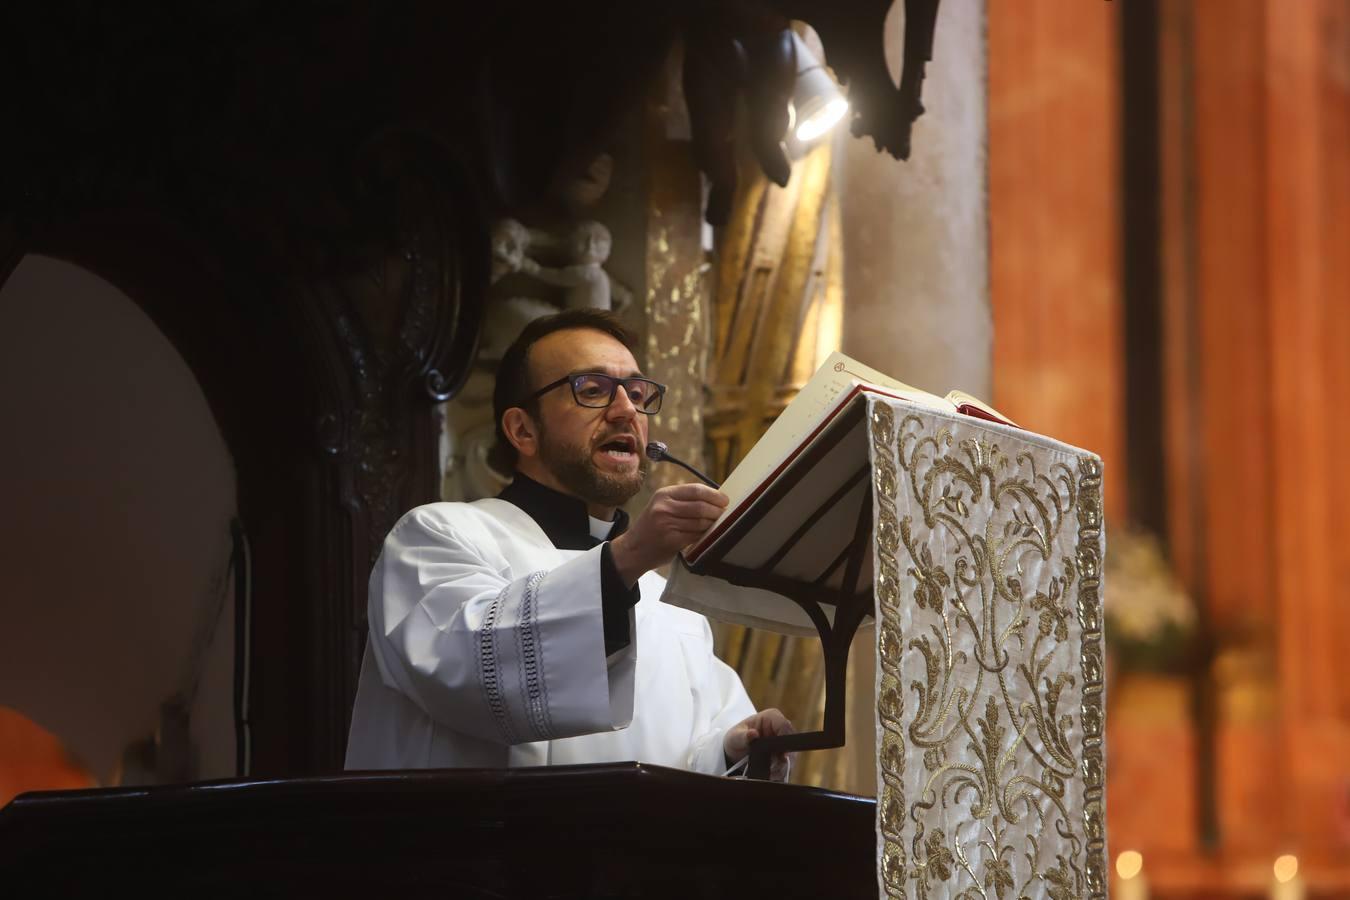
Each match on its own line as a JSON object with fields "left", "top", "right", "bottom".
{"left": 789, "top": 31, "right": 849, "bottom": 147}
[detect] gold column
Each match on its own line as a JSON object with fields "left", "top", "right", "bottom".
{"left": 706, "top": 140, "right": 847, "bottom": 788}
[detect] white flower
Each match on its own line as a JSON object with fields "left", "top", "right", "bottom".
{"left": 1103, "top": 527, "right": 1195, "bottom": 644}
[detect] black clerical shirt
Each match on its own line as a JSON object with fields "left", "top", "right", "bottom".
{"left": 497, "top": 474, "right": 641, "bottom": 656}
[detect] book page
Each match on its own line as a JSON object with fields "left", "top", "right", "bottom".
{"left": 944, "top": 389, "right": 1017, "bottom": 427}
{"left": 716, "top": 351, "right": 952, "bottom": 511}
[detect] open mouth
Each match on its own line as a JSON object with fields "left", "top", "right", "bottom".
{"left": 596, "top": 434, "right": 638, "bottom": 463}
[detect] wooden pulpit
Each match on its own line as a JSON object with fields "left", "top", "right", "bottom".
{"left": 0, "top": 763, "right": 878, "bottom": 898}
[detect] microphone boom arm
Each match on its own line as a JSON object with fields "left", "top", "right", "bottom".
{"left": 645, "top": 441, "right": 721, "bottom": 489}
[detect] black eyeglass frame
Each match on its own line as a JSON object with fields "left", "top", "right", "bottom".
{"left": 525, "top": 372, "right": 667, "bottom": 415}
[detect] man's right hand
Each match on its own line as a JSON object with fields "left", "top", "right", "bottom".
{"left": 609, "top": 482, "right": 728, "bottom": 587}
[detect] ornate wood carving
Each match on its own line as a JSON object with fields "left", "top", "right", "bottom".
{"left": 1, "top": 0, "right": 943, "bottom": 774}
{"left": 684, "top": 0, "right": 943, "bottom": 222}
{"left": 284, "top": 134, "right": 489, "bottom": 765}
{"left": 786, "top": 0, "right": 943, "bottom": 159}
{"left": 1, "top": 5, "right": 490, "bottom": 773}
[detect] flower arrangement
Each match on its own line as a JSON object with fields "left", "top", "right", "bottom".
{"left": 1103, "top": 527, "right": 1197, "bottom": 673}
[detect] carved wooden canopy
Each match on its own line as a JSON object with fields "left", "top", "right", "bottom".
{"left": 0, "top": 0, "right": 941, "bottom": 774}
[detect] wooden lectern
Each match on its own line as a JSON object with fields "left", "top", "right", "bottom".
{"left": 0, "top": 764, "right": 877, "bottom": 897}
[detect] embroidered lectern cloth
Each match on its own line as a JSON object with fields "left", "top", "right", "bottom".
{"left": 867, "top": 396, "right": 1107, "bottom": 900}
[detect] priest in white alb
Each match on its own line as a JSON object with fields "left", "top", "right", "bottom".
{"left": 345, "top": 309, "right": 793, "bottom": 779}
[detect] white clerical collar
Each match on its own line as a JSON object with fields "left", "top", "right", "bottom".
{"left": 587, "top": 515, "right": 615, "bottom": 542}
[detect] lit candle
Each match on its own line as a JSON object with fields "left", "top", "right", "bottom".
{"left": 1114, "top": 850, "right": 1148, "bottom": 900}
{"left": 1271, "top": 855, "right": 1305, "bottom": 900}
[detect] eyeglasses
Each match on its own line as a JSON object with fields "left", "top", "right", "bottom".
{"left": 527, "top": 372, "right": 666, "bottom": 415}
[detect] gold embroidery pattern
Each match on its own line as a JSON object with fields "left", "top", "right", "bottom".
{"left": 1075, "top": 458, "right": 1108, "bottom": 899}
{"left": 871, "top": 400, "right": 908, "bottom": 899}
{"left": 868, "top": 399, "right": 1106, "bottom": 900}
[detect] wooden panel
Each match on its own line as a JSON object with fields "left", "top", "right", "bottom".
{"left": 0, "top": 764, "right": 880, "bottom": 898}
{"left": 1323, "top": 1, "right": 1350, "bottom": 731}
{"left": 1265, "top": 0, "right": 1350, "bottom": 862}
{"left": 1159, "top": 0, "right": 1202, "bottom": 614}
{"left": 988, "top": 0, "right": 1125, "bottom": 522}
{"left": 1160, "top": 0, "right": 1350, "bottom": 878}
{"left": 1190, "top": 0, "right": 1275, "bottom": 630}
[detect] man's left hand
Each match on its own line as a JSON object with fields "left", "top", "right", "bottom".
{"left": 724, "top": 708, "right": 795, "bottom": 782}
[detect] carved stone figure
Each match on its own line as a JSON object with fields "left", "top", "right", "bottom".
{"left": 555, "top": 152, "right": 615, "bottom": 213}
{"left": 481, "top": 217, "right": 632, "bottom": 360}
{"left": 490, "top": 218, "right": 532, "bottom": 284}
{"left": 518, "top": 221, "right": 629, "bottom": 312}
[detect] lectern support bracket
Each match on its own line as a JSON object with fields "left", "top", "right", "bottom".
{"left": 698, "top": 474, "right": 875, "bottom": 781}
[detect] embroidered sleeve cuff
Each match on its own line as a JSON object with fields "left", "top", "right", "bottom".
{"left": 600, "top": 541, "right": 641, "bottom": 656}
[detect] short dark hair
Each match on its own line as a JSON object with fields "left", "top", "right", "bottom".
{"left": 489, "top": 309, "right": 640, "bottom": 473}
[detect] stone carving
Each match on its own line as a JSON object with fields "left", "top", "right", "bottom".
{"left": 519, "top": 221, "right": 626, "bottom": 312}
{"left": 480, "top": 217, "right": 633, "bottom": 363}
{"left": 555, "top": 152, "right": 615, "bottom": 214}
{"left": 490, "top": 218, "right": 533, "bottom": 285}
{"left": 493, "top": 218, "right": 630, "bottom": 302}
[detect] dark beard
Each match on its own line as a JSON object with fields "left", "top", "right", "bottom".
{"left": 538, "top": 424, "right": 647, "bottom": 508}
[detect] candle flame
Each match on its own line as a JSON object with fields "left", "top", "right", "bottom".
{"left": 1273, "top": 854, "right": 1299, "bottom": 884}
{"left": 1116, "top": 850, "right": 1144, "bottom": 880}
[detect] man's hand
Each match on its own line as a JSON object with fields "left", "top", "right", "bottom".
{"left": 609, "top": 482, "right": 728, "bottom": 587}
{"left": 724, "top": 708, "right": 795, "bottom": 782}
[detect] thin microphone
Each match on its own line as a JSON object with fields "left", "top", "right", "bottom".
{"left": 645, "top": 441, "right": 721, "bottom": 489}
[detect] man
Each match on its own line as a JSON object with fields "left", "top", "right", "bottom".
{"left": 345, "top": 309, "right": 793, "bottom": 779}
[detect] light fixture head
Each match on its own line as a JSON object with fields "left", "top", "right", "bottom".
{"left": 789, "top": 31, "right": 848, "bottom": 147}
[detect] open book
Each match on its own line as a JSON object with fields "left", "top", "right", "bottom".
{"left": 684, "top": 351, "right": 1014, "bottom": 567}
